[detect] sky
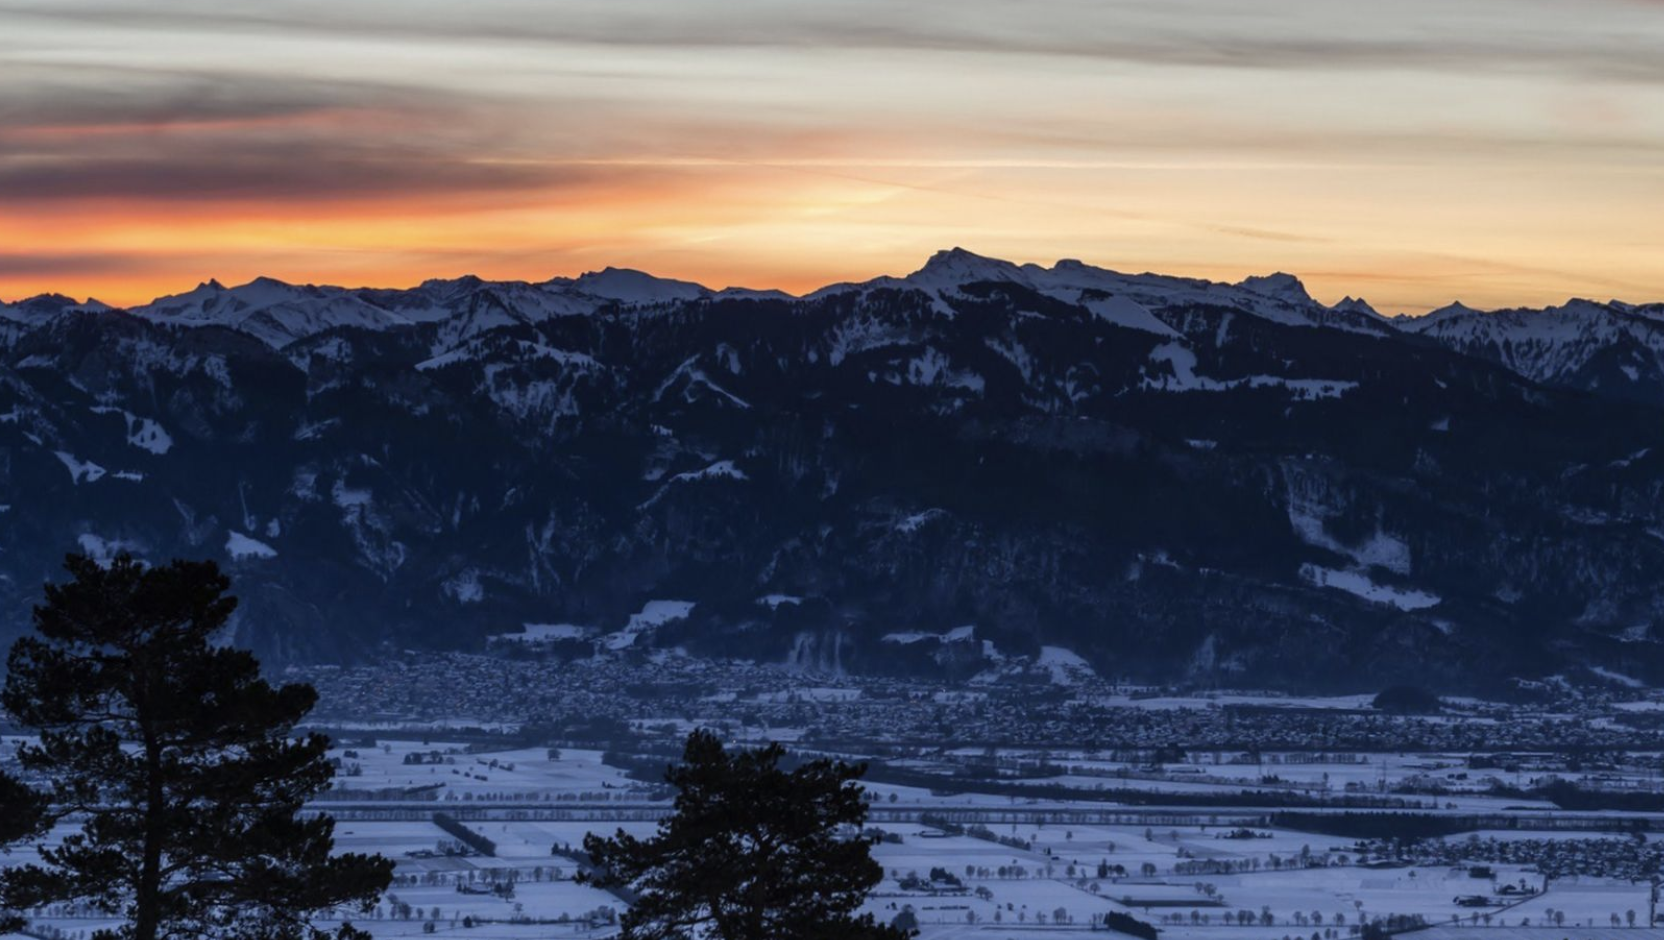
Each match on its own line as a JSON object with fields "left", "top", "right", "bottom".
{"left": 2, "top": 0, "right": 1662, "bottom": 313}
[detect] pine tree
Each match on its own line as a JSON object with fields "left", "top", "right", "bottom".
{"left": 581, "top": 729, "right": 910, "bottom": 940}
{"left": 0, "top": 553, "right": 392, "bottom": 940}
{"left": 0, "top": 771, "right": 45, "bottom": 843}
{"left": 0, "top": 770, "right": 47, "bottom": 932}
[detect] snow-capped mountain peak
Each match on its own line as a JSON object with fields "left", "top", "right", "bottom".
{"left": 132, "top": 276, "right": 418, "bottom": 348}
{"left": 1332, "top": 296, "right": 1382, "bottom": 319}
{"left": 803, "top": 248, "right": 1034, "bottom": 313}
{"left": 906, "top": 247, "right": 1032, "bottom": 290}
{"left": 137, "top": 279, "right": 237, "bottom": 320}
{"left": 1400, "top": 295, "right": 1664, "bottom": 397}
{"left": 568, "top": 267, "right": 710, "bottom": 305}
{"left": 1, "top": 294, "right": 112, "bottom": 320}
{"left": 13, "top": 252, "right": 1664, "bottom": 389}
{"left": 1238, "top": 272, "right": 1314, "bottom": 307}
{"left": 1420, "top": 301, "right": 1485, "bottom": 322}
{"left": 8, "top": 250, "right": 1664, "bottom": 690}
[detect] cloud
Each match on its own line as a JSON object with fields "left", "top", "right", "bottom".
{"left": 0, "top": 150, "right": 601, "bottom": 203}
{"left": 8, "top": 0, "right": 1662, "bottom": 84}
{"left": 0, "top": 66, "right": 375, "bottom": 132}
{"left": 3, "top": 0, "right": 1662, "bottom": 311}
{"left": 0, "top": 250, "right": 154, "bottom": 277}
{"left": 0, "top": 63, "right": 603, "bottom": 204}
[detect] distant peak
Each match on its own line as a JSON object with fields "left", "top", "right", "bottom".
{"left": 573, "top": 266, "right": 708, "bottom": 304}
{"left": 1426, "top": 300, "right": 1483, "bottom": 319}
{"left": 415, "top": 275, "right": 486, "bottom": 297}
{"left": 919, "top": 247, "right": 999, "bottom": 267}
{"left": 1554, "top": 298, "right": 1612, "bottom": 315}
{"left": 578, "top": 266, "right": 650, "bottom": 281}
{"left": 909, "top": 247, "right": 1028, "bottom": 285}
{"left": 1041, "top": 257, "right": 1121, "bottom": 279}
{"left": 1238, "top": 272, "right": 1313, "bottom": 305}
{"left": 9, "top": 293, "right": 111, "bottom": 316}
{"left": 578, "top": 266, "right": 690, "bottom": 284}
{"left": 1333, "top": 296, "right": 1381, "bottom": 318}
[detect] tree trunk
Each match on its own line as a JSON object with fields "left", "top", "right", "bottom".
{"left": 134, "top": 727, "right": 163, "bottom": 940}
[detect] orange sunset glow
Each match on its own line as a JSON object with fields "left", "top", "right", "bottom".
{"left": 3, "top": 0, "right": 1663, "bottom": 311}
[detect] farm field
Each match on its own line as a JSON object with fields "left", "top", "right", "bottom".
{"left": 10, "top": 727, "right": 1664, "bottom": 939}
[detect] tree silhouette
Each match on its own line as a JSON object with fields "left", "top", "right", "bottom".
{"left": 581, "top": 729, "right": 909, "bottom": 939}
{"left": 1371, "top": 685, "right": 1441, "bottom": 714}
{"left": 0, "top": 771, "right": 47, "bottom": 931}
{"left": 0, "top": 553, "right": 392, "bottom": 940}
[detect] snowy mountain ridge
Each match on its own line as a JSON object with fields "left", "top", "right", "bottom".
{"left": 1400, "top": 297, "right": 1664, "bottom": 401}
{"left": 4, "top": 249, "right": 1664, "bottom": 691}
{"left": 17, "top": 249, "right": 1659, "bottom": 403}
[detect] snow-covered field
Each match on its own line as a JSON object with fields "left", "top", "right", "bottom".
{"left": 332, "top": 743, "right": 653, "bottom": 800}
{"left": 6, "top": 740, "right": 1664, "bottom": 939}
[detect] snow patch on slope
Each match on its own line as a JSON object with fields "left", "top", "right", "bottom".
{"left": 604, "top": 600, "right": 697, "bottom": 650}
{"left": 54, "top": 451, "right": 106, "bottom": 484}
{"left": 883, "top": 625, "right": 977, "bottom": 645}
{"left": 225, "top": 531, "right": 278, "bottom": 560}
{"left": 1590, "top": 665, "right": 1646, "bottom": 688}
{"left": 1287, "top": 492, "right": 1411, "bottom": 575}
{"left": 1073, "top": 293, "right": 1180, "bottom": 337}
{"left": 77, "top": 533, "right": 141, "bottom": 564}
{"left": 91, "top": 407, "right": 173, "bottom": 455}
{"left": 653, "top": 356, "right": 752, "bottom": 409}
{"left": 1300, "top": 564, "right": 1440, "bottom": 610}
{"left": 1037, "top": 646, "right": 1095, "bottom": 685}
{"left": 670, "top": 460, "right": 748, "bottom": 483}
{"left": 442, "top": 569, "right": 484, "bottom": 603}
{"left": 895, "top": 508, "right": 948, "bottom": 534}
{"left": 1144, "top": 343, "right": 1357, "bottom": 400}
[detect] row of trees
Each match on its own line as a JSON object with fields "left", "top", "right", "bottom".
{"left": 430, "top": 813, "right": 497, "bottom": 857}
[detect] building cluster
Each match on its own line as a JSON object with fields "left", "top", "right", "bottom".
{"left": 294, "top": 652, "right": 1664, "bottom": 756}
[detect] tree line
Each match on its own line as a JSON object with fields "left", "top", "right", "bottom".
{"left": 430, "top": 812, "right": 497, "bottom": 857}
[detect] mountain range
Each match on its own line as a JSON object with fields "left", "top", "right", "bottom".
{"left": 3, "top": 249, "right": 1663, "bottom": 693}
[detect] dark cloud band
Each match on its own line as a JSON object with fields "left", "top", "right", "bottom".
{"left": 6, "top": 0, "right": 1662, "bottom": 85}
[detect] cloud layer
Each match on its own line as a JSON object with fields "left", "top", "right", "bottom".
{"left": 2, "top": 0, "right": 1662, "bottom": 311}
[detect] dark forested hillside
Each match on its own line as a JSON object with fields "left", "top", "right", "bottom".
{"left": 3, "top": 251, "right": 1662, "bottom": 692}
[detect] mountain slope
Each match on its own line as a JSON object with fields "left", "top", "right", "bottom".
{"left": 1401, "top": 299, "right": 1664, "bottom": 404}
{"left": 3, "top": 253, "right": 1663, "bottom": 692}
